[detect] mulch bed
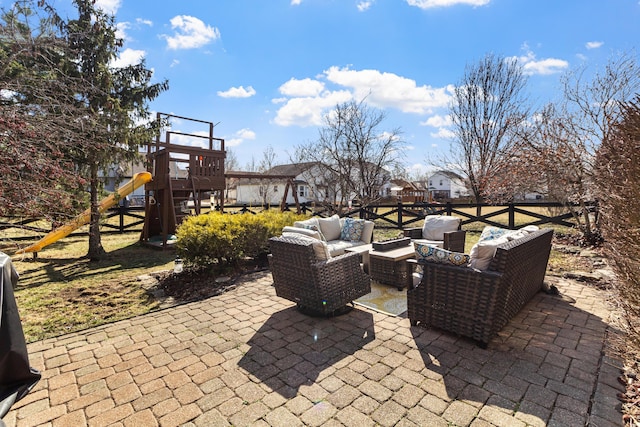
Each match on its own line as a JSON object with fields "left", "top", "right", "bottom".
{"left": 151, "top": 256, "right": 269, "bottom": 302}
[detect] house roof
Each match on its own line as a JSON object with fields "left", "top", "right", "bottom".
{"left": 390, "top": 179, "right": 417, "bottom": 190}
{"left": 265, "top": 162, "right": 317, "bottom": 177}
{"left": 430, "top": 170, "right": 466, "bottom": 182}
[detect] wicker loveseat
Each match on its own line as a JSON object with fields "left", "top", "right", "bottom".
{"left": 268, "top": 235, "right": 371, "bottom": 316}
{"left": 406, "top": 228, "right": 554, "bottom": 347}
{"left": 282, "top": 214, "right": 375, "bottom": 257}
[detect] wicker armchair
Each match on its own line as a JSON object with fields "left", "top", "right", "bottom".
{"left": 406, "top": 228, "right": 553, "bottom": 347}
{"left": 403, "top": 215, "right": 466, "bottom": 253}
{"left": 268, "top": 235, "right": 371, "bottom": 316}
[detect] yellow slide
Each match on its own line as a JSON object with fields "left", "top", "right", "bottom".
{"left": 16, "top": 172, "right": 153, "bottom": 254}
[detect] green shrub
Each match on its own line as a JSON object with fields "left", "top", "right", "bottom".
{"left": 175, "top": 210, "right": 307, "bottom": 269}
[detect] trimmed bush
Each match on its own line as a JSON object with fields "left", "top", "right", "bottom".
{"left": 175, "top": 210, "right": 307, "bottom": 269}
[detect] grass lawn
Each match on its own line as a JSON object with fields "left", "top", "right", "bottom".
{"left": 6, "top": 234, "right": 175, "bottom": 343}
{"left": 3, "top": 219, "right": 585, "bottom": 344}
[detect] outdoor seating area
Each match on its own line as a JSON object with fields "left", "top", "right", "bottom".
{"left": 269, "top": 214, "right": 557, "bottom": 349}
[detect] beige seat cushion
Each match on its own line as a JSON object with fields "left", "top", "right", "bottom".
{"left": 421, "top": 215, "right": 460, "bottom": 240}
{"left": 468, "top": 236, "right": 509, "bottom": 270}
{"left": 282, "top": 226, "right": 322, "bottom": 241}
{"left": 281, "top": 233, "right": 331, "bottom": 260}
{"left": 293, "top": 217, "right": 325, "bottom": 240}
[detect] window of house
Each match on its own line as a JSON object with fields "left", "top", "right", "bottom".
{"left": 298, "top": 185, "right": 306, "bottom": 197}
{"left": 429, "top": 180, "right": 432, "bottom": 186}
{"left": 273, "top": 185, "right": 278, "bottom": 192}
{"left": 439, "top": 180, "right": 443, "bottom": 186}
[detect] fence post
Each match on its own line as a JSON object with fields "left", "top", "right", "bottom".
{"left": 508, "top": 203, "right": 515, "bottom": 228}
{"left": 446, "top": 202, "right": 452, "bottom": 216}
{"left": 397, "top": 202, "right": 403, "bottom": 228}
{"left": 119, "top": 205, "right": 126, "bottom": 232}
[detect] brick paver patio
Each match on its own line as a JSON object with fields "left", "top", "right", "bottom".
{"left": 4, "top": 270, "right": 625, "bottom": 426}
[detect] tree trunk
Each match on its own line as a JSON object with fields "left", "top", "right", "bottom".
{"left": 87, "top": 163, "right": 106, "bottom": 261}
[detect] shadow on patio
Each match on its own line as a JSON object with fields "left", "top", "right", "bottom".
{"left": 409, "top": 287, "right": 623, "bottom": 426}
{"left": 238, "top": 306, "right": 375, "bottom": 399}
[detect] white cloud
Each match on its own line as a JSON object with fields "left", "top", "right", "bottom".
{"left": 136, "top": 18, "right": 153, "bottom": 27}
{"left": 323, "top": 67, "right": 452, "bottom": 114}
{"left": 274, "top": 90, "right": 353, "bottom": 127}
{"left": 225, "top": 128, "right": 256, "bottom": 147}
{"left": 217, "top": 86, "right": 257, "bottom": 98}
{"left": 115, "top": 22, "right": 129, "bottom": 41}
{"left": 358, "top": 1, "right": 373, "bottom": 11}
{"left": 110, "top": 48, "right": 145, "bottom": 68}
{"left": 272, "top": 67, "right": 453, "bottom": 128}
{"left": 163, "top": 16, "right": 220, "bottom": 50}
{"left": 512, "top": 47, "right": 568, "bottom": 75}
{"left": 236, "top": 128, "right": 256, "bottom": 140}
{"left": 170, "top": 59, "right": 180, "bottom": 68}
{"left": 522, "top": 58, "right": 569, "bottom": 75}
{"left": 586, "top": 41, "right": 604, "bottom": 49}
{"left": 95, "top": 0, "right": 121, "bottom": 15}
{"left": 421, "top": 114, "right": 452, "bottom": 127}
{"left": 279, "top": 78, "right": 325, "bottom": 97}
{"left": 430, "top": 128, "right": 455, "bottom": 139}
{"left": 406, "top": 0, "right": 490, "bottom": 9}
{"left": 291, "top": 0, "right": 302, "bottom": 5}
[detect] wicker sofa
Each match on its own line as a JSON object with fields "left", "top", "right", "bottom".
{"left": 406, "top": 228, "right": 554, "bottom": 347}
{"left": 403, "top": 215, "right": 466, "bottom": 253}
{"left": 282, "top": 214, "right": 374, "bottom": 257}
{"left": 268, "top": 235, "right": 371, "bottom": 316}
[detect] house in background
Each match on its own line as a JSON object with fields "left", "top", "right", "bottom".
{"left": 387, "top": 179, "right": 429, "bottom": 202}
{"left": 235, "top": 162, "right": 392, "bottom": 205}
{"left": 235, "top": 163, "right": 324, "bottom": 205}
{"left": 428, "top": 171, "right": 470, "bottom": 200}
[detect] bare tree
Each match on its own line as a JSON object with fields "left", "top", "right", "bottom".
{"left": 225, "top": 149, "right": 239, "bottom": 172}
{"left": 447, "top": 53, "right": 530, "bottom": 205}
{"left": 295, "top": 99, "right": 404, "bottom": 210}
{"left": 257, "top": 145, "right": 277, "bottom": 207}
{"left": 510, "top": 51, "right": 640, "bottom": 242}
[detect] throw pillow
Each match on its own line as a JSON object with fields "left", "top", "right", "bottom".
{"left": 413, "top": 241, "right": 470, "bottom": 266}
{"left": 421, "top": 215, "right": 461, "bottom": 241}
{"left": 281, "top": 233, "right": 331, "bottom": 260}
{"left": 505, "top": 225, "right": 540, "bottom": 241}
{"left": 293, "top": 217, "right": 326, "bottom": 239}
{"left": 318, "top": 214, "right": 342, "bottom": 241}
{"left": 282, "top": 226, "right": 322, "bottom": 241}
{"left": 340, "top": 217, "right": 365, "bottom": 242}
{"left": 478, "top": 226, "right": 512, "bottom": 242}
{"left": 468, "top": 236, "right": 509, "bottom": 270}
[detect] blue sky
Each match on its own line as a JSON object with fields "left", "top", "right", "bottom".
{"left": 38, "top": 0, "right": 640, "bottom": 175}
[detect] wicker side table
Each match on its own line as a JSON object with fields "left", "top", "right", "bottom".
{"left": 344, "top": 244, "right": 373, "bottom": 274}
{"left": 369, "top": 245, "right": 415, "bottom": 290}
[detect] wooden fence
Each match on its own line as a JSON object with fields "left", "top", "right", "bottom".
{"left": 0, "top": 201, "right": 596, "bottom": 242}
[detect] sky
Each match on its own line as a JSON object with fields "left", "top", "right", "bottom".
{"left": 18, "top": 0, "right": 640, "bottom": 176}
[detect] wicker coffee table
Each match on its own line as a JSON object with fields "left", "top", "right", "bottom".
{"left": 368, "top": 244, "right": 415, "bottom": 290}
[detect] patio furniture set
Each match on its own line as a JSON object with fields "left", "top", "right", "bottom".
{"left": 268, "top": 214, "right": 554, "bottom": 347}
